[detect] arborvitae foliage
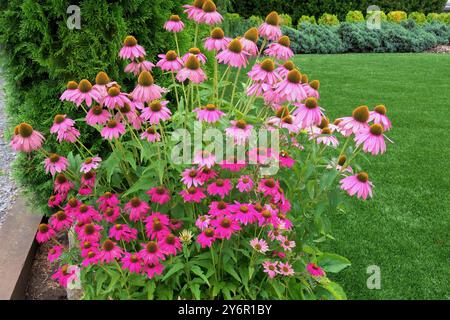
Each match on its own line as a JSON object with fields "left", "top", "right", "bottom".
{"left": 230, "top": 0, "right": 448, "bottom": 23}
{"left": 0, "top": 0, "right": 187, "bottom": 210}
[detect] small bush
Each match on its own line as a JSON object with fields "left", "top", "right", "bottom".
{"left": 409, "top": 12, "right": 427, "bottom": 25}
{"left": 294, "top": 24, "right": 345, "bottom": 54}
{"left": 280, "top": 13, "right": 293, "bottom": 27}
{"left": 423, "top": 21, "right": 450, "bottom": 44}
{"left": 297, "top": 15, "right": 317, "bottom": 26}
{"left": 318, "top": 13, "right": 340, "bottom": 26}
{"left": 387, "top": 11, "right": 408, "bottom": 23}
{"left": 366, "top": 10, "right": 387, "bottom": 23}
{"left": 439, "top": 13, "right": 450, "bottom": 24}
{"left": 345, "top": 11, "right": 365, "bottom": 23}
{"left": 248, "top": 15, "right": 263, "bottom": 27}
{"left": 338, "top": 22, "right": 380, "bottom": 52}
{"left": 427, "top": 13, "right": 441, "bottom": 23}
{"left": 223, "top": 13, "right": 247, "bottom": 38}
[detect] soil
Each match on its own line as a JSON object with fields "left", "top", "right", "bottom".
{"left": 427, "top": 45, "right": 450, "bottom": 53}
{"left": 25, "top": 243, "right": 67, "bottom": 300}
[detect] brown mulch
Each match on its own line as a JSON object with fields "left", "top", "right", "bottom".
{"left": 25, "top": 243, "right": 67, "bottom": 300}
{"left": 427, "top": 45, "right": 450, "bottom": 53}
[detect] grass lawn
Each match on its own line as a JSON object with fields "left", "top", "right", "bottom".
{"left": 290, "top": 53, "right": 450, "bottom": 299}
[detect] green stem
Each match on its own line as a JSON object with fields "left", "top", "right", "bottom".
{"left": 230, "top": 67, "right": 241, "bottom": 108}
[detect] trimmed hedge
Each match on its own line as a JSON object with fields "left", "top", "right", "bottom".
{"left": 0, "top": 0, "right": 188, "bottom": 210}
{"left": 230, "top": 0, "right": 448, "bottom": 23}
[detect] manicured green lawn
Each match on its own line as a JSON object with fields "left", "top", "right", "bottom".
{"left": 292, "top": 53, "right": 450, "bottom": 299}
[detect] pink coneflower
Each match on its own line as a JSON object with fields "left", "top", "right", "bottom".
{"left": 250, "top": 238, "right": 269, "bottom": 254}
{"left": 278, "top": 262, "right": 295, "bottom": 276}
{"left": 49, "top": 210, "right": 73, "bottom": 231}
{"left": 265, "top": 36, "right": 294, "bottom": 61}
{"left": 268, "top": 229, "right": 285, "bottom": 242}
{"left": 131, "top": 71, "right": 166, "bottom": 103}
{"left": 195, "top": 215, "right": 211, "bottom": 230}
{"left": 56, "top": 126, "right": 80, "bottom": 143}
{"left": 198, "top": 0, "right": 223, "bottom": 25}
{"left": 279, "top": 151, "right": 295, "bottom": 168}
{"left": 355, "top": 124, "right": 386, "bottom": 155}
{"left": 75, "top": 204, "right": 102, "bottom": 223}
{"left": 144, "top": 262, "right": 165, "bottom": 279}
{"left": 44, "top": 154, "right": 68, "bottom": 176}
{"left": 183, "top": 0, "right": 205, "bottom": 23}
{"left": 314, "top": 127, "right": 339, "bottom": 148}
{"left": 77, "top": 223, "right": 103, "bottom": 243}
{"left": 141, "top": 127, "right": 161, "bottom": 142}
{"left": 101, "top": 119, "right": 126, "bottom": 140}
{"left": 169, "top": 218, "right": 183, "bottom": 231}
{"left": 197, "top": 227, "right": 216, "bottom": 248}
{"left": 51, "top": 265, "right": 78, "bottom": 287}
{"left": 156, "top": 50, "right": 183, "bottom": 72}
{"left": 102, "top": 206, "right": 121, "bottom": 223}
{"left": 60, "top": 81, "right": 79, "bottom": 102}
{"left": 204, "top": 27, "right": 231, "bottom": 52}
{"left": 307, "top": 263, "right": 325, "bottom": 277}
{"left": 80, "top": 156, "right": 101, "bottom": 173}
{"left": 64, "top": 197, "right": 81, "bottom": 216}
{"left": 70, "top": 79, "right": 101, "bottom": 107}
{"left": 86, "top": 105, "right": 109, "bottom": 126}
{"left": 369, "top": 105, "right": 392, "bottom": 131}
{"left": 50, "top": 115, "right": 74, "bottom": 135}
{"left": 119, "top": 36, "right": 146, "bottom": 60}
{"left": 164, "top": 14, "right": 185, "bottom": 32}
{"left": 124, "top": 57, "right": 155, "bottom": 76}
{"left": 305, "top": 79, "right": 320, "bottom": 99}
{"left": 259, "top": 12, "right": 282, "bottom": 41}
{"left": 211, "top": 216, "right": 240, "bottom": 240}
{"left": 146, "top": 186, "right": 171, "bottom": 205}
{"left": 193, "top": 150, "right": 216, "bottom": 168}
{"left": 258, "top": 178, "right": 280, "bottom": 198}
{"left": 180, "top": 187, "right": 206, "bottom": 203}
{"left": 340, "top": 172, "right": 373, "bottom": 200}
{"left": 121, "top": 253, "right": 142, "bottom": 274}
{"left": 220, "top": 156, "right": 247, "bottom": 172}
{"left": 193, "top": 104, "right": 225, "bottom": 123}
{"left": 280, "top": 238, "right": 296, "bottom": 251}
{"left": 139, "top": 241, "right": 166, "bottom": 264}
{"left": 237, "top": 175, "right": 253, "bottom": 192}
{"left": 10, "top": 123, "right": 45, "bottom": 153}
{"left": 337, "top": 106, "right": 371, "bottom": 137}
{"left": 208, "top": 201, "right": 230, "bottom": 216}
{"left": 92, "top": 72, "right": 112, "bottom": 98}
{"left": 78, "top": 184, "right": 92, "bottom": 196}
{"left": 276, "top": 61, "right": 296, "bottom": 78}
{"left": 100, "top": 239, "right": 123, "bottom": 263}
{"left": 125, "top": 197, "right": 150, "bottom": 222}
{"left": 54, "top": 174, "right": 74, "bottom": 194}
{"left": 176, "top": 55, "right": 207, "bottom": 83}
{"left": 182, "top": 47, "right": 207, "bottom": 64}
{"left": 231, "top": 203, "right": 258, "bottom": 225}
{"left": 216, "top": 39, "right": 249, "bottom": 68}
{"left": 47, "top": 245, "right": 63, "bottom": 263}
{"left": 248, "top": 59, "right": 281, "bottom": 85}
{"left": 246, "top": 82, "right": 270, "bottom": 97}
{"left": 225, "top": 119, "right": 253, "bottom": 145}
{"left": 48, "top": 193, "right": 64, "bottom": 208}
{"left": 103, "top": 86, "right": 131, "bottom": 109}
{"left": 109, "top": 224, "right": 138, "bottom": 242}
{"left": 141, "top": 100, "right": 171, "bottom": 124}
{"left": 240, "top": 28, "right": 259, "bottom": 56}
{"left": 160, "top": 234, "right": 182, "bottom": 256}
{"left": 274, "top": 69, "right": 307, "bottom": 103}
{"left": 97, "top": 192, "right": 120, "bottom": 211}
{"left": 268, "top": 113, "right": 300, "bottom": 134}
{"left": 257, "top": 206, "right": 279, "bottom": 227}
{"left": 81, "top": 171, "right": 96, "bottom": 187}
{"left": 262, "top": 261, "right": 279, "bottom": 278}
{"left": 181, "top": 167, "right": 203, "bottom": 187}
{"left": 145, "top": 213, "right": 171, "bottom": 240}
{"left": 36, "top": 224, "right": 55, "bottom": 243}
{"left": 207, "top": 178, "right": 232, "bottom": 199}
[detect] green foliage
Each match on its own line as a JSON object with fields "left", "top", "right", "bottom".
{"left": 297, "top": 15, "right": 317, "bottom": 26}
{"left": 247, "top": 15, "right": 263, "bottom": 27}
{"left": 318, "top": 13, "right": 340, "bottom": 26}
{"left": 285, "top": 25, "right": 344, "bottom": 54}
{"left": 0, "top": 0, "right": 188, "bottom": 211}
{"left": 366, "top": 10, "right": 387, "bottom": 22}
{"left": 387, "top": 11, "right": 408, "bottom": 23}
{"left": 345, "top": 11, "right": 365, "bottom": 23}
{"left": 279, "top": 13, "right": 292, "bottom": 27}
{"left": 409, "top": 12, "right": 427, "bottom": 25}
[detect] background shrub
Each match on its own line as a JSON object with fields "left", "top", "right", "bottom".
{"left": 345, "top": 11, "right": 365, "bottom": 23}
{"left": 0, "top": 0, "right": 188, "bottom": 210}
{"left": 293, "top": 24, "right": 345, "bottom": 54}
{"left": 298, "top": 15, "right": 317, "bottom": 26}
{"left": 409, "top": 12, "right": 427, "bottom": 25}
{"left": 280, "top": 13, "right": 293, "bottom": 27}
{"left": 248, "top": 15, "right": 264, "bottom": 27}
{"left": 423, "top": 21, "right": 450, "bottom": 44}
{"left": 366, "top": 10, "right": 387, "bottom": 23}
{"left": 387, "top": 11, "right": 408, "bottom": 23}
{"left": 338, "top": 22, "right": 380, "bottom": 52}
{"left": 318, "top": 13, "right": 340, "bottom": 26}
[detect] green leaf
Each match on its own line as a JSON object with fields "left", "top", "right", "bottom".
{"left": 190, "top": 283, "right": 201, "bottom": 300}
{"left": 146, "top": 282, "right": 156, "bottom": 300}
{"left": 191, "top": 265, "right": 210, "bottom": 287}
{"left": 317, "top": 253, "right": 351, "bottom": 273}
{"left": 161, "top": 262, "right": 184, "bottom": 281}
{"left": 322, "top": 281, "right": 347, "bottom": 300}
{"left": 224, "top": 264, "right": 241, "bottom": 282}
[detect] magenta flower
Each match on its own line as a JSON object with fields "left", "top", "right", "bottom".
{"left": 54, "top": 174, "right": 74, "bottom": 194}
{"left": 240, "top": 28, "right": 259, "bottom": 56}
{"left": 262, "top": 261, "right": 279, "bottom": 278}
{"left": 36, "top": 223, "right": 56, "bottom": 243}
{"left": 250, "top": 238, "right": 269, "bottom": 254}
{"left": 97, "top": 192, "right": 120, "bottom": 211}
{"left": 193, "top": 150, "right": 216, "bottom": 168}
{"left": 340, "top": 172, "right": 373, "bottom": 200}
{"left": 131, "top": 71, "right": 167, "bottom": 103}
{"left": 307, "top": 263, "right": 325, "bottom": 277}
{"left": 292, "top": 97, "right": 323, "bottom": 129}
{"left": 124, "top": 58, "right": 155, "bottom": 76}
{"left": 49, "top": 210, "right": 73, "bottom": 232}
{"left": 100, "top": 239, "right": 123, "bottom": 263}
{"left": 312, "top": 127, "right": 339, "bottom": 148}
{"left": 146, "top": 186, "right": 171, "bottom": 205}
{"left": 197, "top": 227, "right": 217, "bottom": 248}
{"left": 51, "top": 265, "right": 78, "bottom": 287}
{"left": 248, "top": 59, "right": 281, "bottom": 85}
{"left": 160, "top": 234, "right": 182, "bottom": 256}
{"left": 355, "top": 124, "right": 386, "bottom": 155}
{"left": 181, "top": 167, "right": 203, "bottom": 187}
{"left": 119, "top": 36, "right": 146, "bottom": 60}
{"left": 176, "top": 55, "right": 207, "bottom": 84}
{"left": 180, "top": 187, "right": 206, "bottom": 203}
{"left": 198, "top": 167, "right": 218, "bottom": 183}
{"left": 237, "top": 175, "right": 253, "bottom": 192}
{"left": 69, "top": 79, "right": 101, "bottom": 107}
{"left": 157, "top": 50, "right": 184, "bottom": 72}
{"left": 182, "top": 48, "right": 207, "bottom": 65}
{"left": 280, "top": 238, "right": 296, "bottom": 251}
{"left": 10, "top": 123, "right": 45, "bottom": 153}
{"left": 80, "top": 156, "right": 102, "bottom": 173}
{"left": 86, "top": 105, "right": 110, "bottom": 125}
{"left": 193, "top": 104, "right": 225, "bottom": 123}
{"left": 145, "top": 213, "right": 171, "bottom": 240}
{"left": 208, "top": 201, "right": 230, "bottom": 216}
{"left": 183, "top": 0, "right": 205, "bottom": 23}
{"left": 138, "top": 241, "right": 166, "bottom": 264}
{"left": 279, "top": 151, "right": 295, "bottom": 168}
{"left": 144, "top": 262, "right": 165, "bottom": 279}
{"left": 164, "top": 15, "right": 185, "bottom": 32}
{"left": 198, "top": 0, "right": 223, "bottom": 25}
{"left": 60, "top": 81, "right": 79, "bottom": 102}
{"left": 337, "top": 106, "right": 371, "bottom": 137}
{"left": 140, "top": 127, "right": 161, "bottom": 142}
{"left": 102, "top": 86, "right": 131, "bottom": 109}
{"left": 278, "top": 262, "right": 295, "bottom": 276}
{"left": 216, "top": 39, "right": 249, "bottom": 68}
{"left": 369, "top": 105, "right": 392, "bottom": 131}
{"left": 102, "top": 206, "right": 121, "bottom": 224}
{"left": 275, "top": 61, "right": 296, "bottom": 78}
{"left": 211, "top": 216, "right": 240, "bottom": 240}
{"left": 207, "top": 178, "right": 232, "bottom": 199}
{"left": 48, "top": 193, "right": 64, "bottom": 208}
{"left": 195, "top": 215, "right": 211, "bottom": 230}
{"left": 47, "top": 245, "right": 63, "bottom": 263}
{"left": 101, "top": 119, "right": 126, "bottom": 140}
{"left": 141, "top": 100, "right": 172, "bottom": 124}
{"left": 124, "top": 197, "right": 150, "bottom": 222}
{"left": 204, "top": 27, "right": 231, "bottom": 52}
{"left": 225, "top": 120, "right": 253, "bottom": 145}
{"left": 121, "top": 253, "right": 142, "bottom": 274}
{"left": 109, "top": 224, "right": 138, "bottom": 242}
{"left": 231, "top": 202, "right": 258, "bottom": 225}
{"left": 264, "top": 36, "right": 294, "bottom": 61}
{"left": 274, "top": 69, "right": 307, "bottom": 103}
{"left": 44, "top": 154, "right": 68, "bottom": 176}
{"left": 258, "top": 12, "right": 282, "bottom": 41}
{"left": 77, "top": 223, "right": 103, "bottom": 243}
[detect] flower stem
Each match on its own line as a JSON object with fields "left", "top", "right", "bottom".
{"left": 230, "top": 67, "right": 241, "bottom": 108}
